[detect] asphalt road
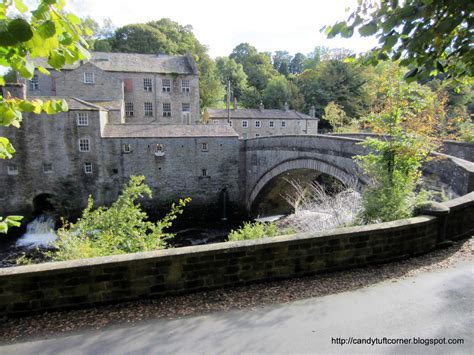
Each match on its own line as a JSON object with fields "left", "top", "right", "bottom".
{"left": 1, "top": 261, "right": 472, "bottom": 355}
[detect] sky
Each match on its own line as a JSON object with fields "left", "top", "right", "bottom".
{"left": 63, "top": 0, "right": 378, "bottom": 58}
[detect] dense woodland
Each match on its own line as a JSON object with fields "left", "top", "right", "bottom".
{"left": 82, "top": 17, "right": 473, "bottom": 134}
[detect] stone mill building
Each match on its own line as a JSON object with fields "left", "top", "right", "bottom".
{"left": 0, "top": 52, "right": 240, "bottom": 219}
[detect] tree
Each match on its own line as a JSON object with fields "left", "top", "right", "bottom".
{"left": 0, "top": 0, "right": 91, "bottom": 233}
{"left": 81, "top": 17, "right": 114, "bottom": 52}
{"left": 296, "top": 60, "right": 368, "bottom": 119}
{"left": 262, "top": 75, "right": 292, "bottom": 109}
{"left": 325, "top": 0, "right": 474, "bottom": 82}
{"left": 272, "top": 51, "right": 292, "bottom": 76}
{"left": 215, "top": 57, "right": 248, "bottom": 100}
{"left": 289, "top": 53, "right": 307, "bottom": 74}
{"left": 322, "top": 101, "right": 349, "bottom": 131}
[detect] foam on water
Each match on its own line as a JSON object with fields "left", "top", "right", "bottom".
{"left": 16, "top": 215, "right": 56, "bottom": 248}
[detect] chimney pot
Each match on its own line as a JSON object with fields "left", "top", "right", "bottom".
{"left": 259, "top": 102, "right": 264, "bottom": 111}
{"left": 283, "top": 102, "right": 289, "bottom": 111}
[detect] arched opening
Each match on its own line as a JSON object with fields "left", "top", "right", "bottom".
{"left": 251, "top": 169, "right": 344, "bottom": 217}
{"left": 32, "top": 193, "right": 55, "bottom": 216}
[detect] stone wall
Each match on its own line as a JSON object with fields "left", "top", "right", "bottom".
{"left": 0, "top": 192, "right": 471, "bottom": 316}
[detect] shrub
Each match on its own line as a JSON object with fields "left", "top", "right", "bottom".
{"left": 50, "top": 176, "right": 190, "bottom": 261}
{"left": 228, "top": 222, "right": 293, "bottom": 241}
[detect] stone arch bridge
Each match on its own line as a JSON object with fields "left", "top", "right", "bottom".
{"left": 239, "top": 135, "right": 474, "bottom": 214}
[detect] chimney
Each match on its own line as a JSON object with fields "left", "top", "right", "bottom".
{"left": 309, "top": 105, "right": 316, "bottom": 118}
{"left": 233, "top": 97, "right": 238, "bottom": 110}
{"left": 2, "top": 82, "right": 26, "bottom": 100}
{"left": 283, "top": 102, "right": 289, "bottom": 111}
{"left": 259, "top": 102, "right": 264, "bottom": 112}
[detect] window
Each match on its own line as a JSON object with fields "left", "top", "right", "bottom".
{"left": 242, "top": 120, "right": 248, "bottom": 128}
{"left": 143, "top": 78, "right": 153, "bottom": 92}
{"left": 181, "top": 103, "right": 190, "bottom": 112}
{"left": 76, "top": 112, "right": 89, "bottom": 126}
{"left": 29, "top": 75, "right": 39, "bottom": 90}
{"left": 202, "top": 169, "right": 207, "bottom": 177}
{"left": 181, "top": 80, "right": 190, "bottom": 93}
{"left": 123, "top": 144, "right": 131, "bottom": 153}
{"left": 84, "top": 72, "right": 95, "bottom": 84}
{"left": 255, "top": 120, "right": 261, "bottom": 128}
{"left": 125, "top": 103, "right": 134, "bottom": 117}
{"left": 43, "top": 163, "right": 53, "bottom": 173}
{"left": 84, "top": 162, "right": 93, "bottom": 174}
{"left": 162, "top": 79, "right": 171, "bottom": 92}
{"left": 156, "top": 144, "right": 164, "bottom": 152}
{"left": 7, "top": 165, "right": 18, "bottom": 175}
{"left": 269, "top": 121, "right": 274, "bottom": 128}
{"left": 201, "top": 142, "right": 208, "bottom": 151}
{"left": 255, "top": 133, "right": 261, "bottom": 137}
{"left": 79, "top": 138, "right": 90, "bottom": 152}
{"left": 163, "top": 103, "right": 171, "bottom": 117}
{"left": 281, "top": 121, "right": 287, "bottom": 127}
{"left": 144, "top": 102, "right": 153, "bottom": 117}
{"left": 229, "top": 120, "right": 232, "bottom": 126}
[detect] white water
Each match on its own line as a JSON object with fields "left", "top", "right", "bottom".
{"left": 16, "top": 215, "right": 57, "bottom": 248}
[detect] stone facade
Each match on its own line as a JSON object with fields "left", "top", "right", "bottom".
{"left": 0, "top": 52, "right": 240, "bottom": 219}
{"left": 207, "top": 103, "right": 319, "bottom": 139}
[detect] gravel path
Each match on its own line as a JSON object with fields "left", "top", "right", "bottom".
{"left": 0, "top": 238, "right": 472, "bottom": 343}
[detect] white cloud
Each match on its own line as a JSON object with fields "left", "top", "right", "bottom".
{"left": 66, "top": 0, "right": 377, "bottom": 57}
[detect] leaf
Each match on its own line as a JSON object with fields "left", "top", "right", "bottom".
{"left": 359, "top": 21, "right": 378, "bottom": 37}
{"left": 48, "top": 50, "right": 66, "bottom": 69}
{"left": 38, "top": 20, "right": 56, "bottom": 39}
{"left": 383, "top": 34, "right": 398, "bottom": 50}
{"left": 0, "top": 76, "right": 4, "bottom": 86}
{"left": 8, "top": 18, "right": 33, "bottom": 43}
{"left": 14, "top": 0, "right": 28, "bottom": 13}
{"left": 66, "top": 13, "right": 81, "bottom": 25}
{"left": 38, "top": 66, "right": 50, "bottom": 75}
{"left": 0, "top": 136, "right": 16, "bottom": 159}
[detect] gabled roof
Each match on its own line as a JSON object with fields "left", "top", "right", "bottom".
{"left": 102, "top": 123, "right": 239, "bottom": 138}
{"left": 207, "top": 108, "right": 316, "bottom": 120}
{"left": 33, "top": 52, "right": 198, "bottom": 75}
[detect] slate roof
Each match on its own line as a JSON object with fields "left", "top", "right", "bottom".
{"left": 33, "top": 52, "right": 198, "bottom": 75}
{"left": 89, "top": 100, "right": 123, "bottom": 111}
{"left": 29, "top": 96, "right": 104, "bottom": 111}
{"left": 207, "top": 108, "right": 315, "bottom": 120}
{"left": 102, "top": 124, "right": 239, "bottom": 138}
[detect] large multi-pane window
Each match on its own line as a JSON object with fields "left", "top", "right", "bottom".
{"left": 181, "top": 103, "right": 190, "bottom": 112}
{"left": 76, "top": 112, "right": 89, "bottom": 126}
{"left": 29, "top": 75, "right": 39, "bottom": 90}
{"left": 269, "top": 121, "right": 274, "bottom": 128}
{"left": 7, "top": 165, "right": 18, "bottom": 175}
{"left": 84, "top": 72, "right": 95, "bottom": 84}
{"left": 143, "top": 78, "right": 153, "bottom": 92}
{"left": 163, "top": 103, "right": 171, "bottom": 117}
{"left": 125, "top": 102, "right": 134, "bottom": 117}
{"left": 78, "top": 138, "right": 90, "bottom": 152}
{"left": 181, "top": 80, "right": 190, "bottom": 93}
{"left": 255, "top": 120, "right": 261, "bottom": 128}
{"left": 144, "top": 102, "right": 153, "bottom": 117}
{"left": 43, "top": 163, "right": 53, "bottom": 173}
{"left": 162, "top": 79, "right": 171, "bottom": 92}
{"left": 242, "top": 120, "right": 248, "bottom": 128}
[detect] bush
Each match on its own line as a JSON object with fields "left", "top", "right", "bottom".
{"left": 228, "top": 222, "right": 292, "bottom": 241}
{"left": 51, "top": 176, "right": 190, "bottom": 261}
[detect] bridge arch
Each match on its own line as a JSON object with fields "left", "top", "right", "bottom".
{"left": 247, "top": 158, "right": 366, "bottom": 212}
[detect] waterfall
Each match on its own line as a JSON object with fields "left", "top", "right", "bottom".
{"left": 16, "top": 215, "right": 56, "bottom": 248}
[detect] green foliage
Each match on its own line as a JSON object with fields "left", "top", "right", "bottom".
{"left": 322, "top": 101, "right": 349, "bottom": 130}
{"left": 355, "top": 80, "right": 440, "bottom": 224}
{"left": 215, "top": 57, "right": 248, "bottom": 99}
{"left": 228, "top": 222, "right": 280, "bottom": 241}
{"left": 51, "top": 176, "right": 190, "bottom": 261}
{"left": 262, "top": 75, "right": 292, "bottom": 109}
{"left": 325, "top": 0, "right": 473, "bottom": 82}
{"left": 0, "top": 0, "right": 90, "bottom": 233}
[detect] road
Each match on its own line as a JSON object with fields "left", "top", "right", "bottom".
{"left": 1, "top": 261, "right": 472, "bottom": 355}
